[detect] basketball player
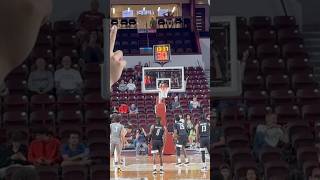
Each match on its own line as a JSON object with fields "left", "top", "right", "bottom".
{"left": 0, "top": 1, "right": 125, "bottom": 89}
{"left": 195, "top": 114, "right": 210, "bottom": 171}
{"left": 158, "top": 82, "right": 170, "bottom": 103}
{"left": 110, "top": 114, "right": 125, "bottom": 171}
{"left": 174, "top": 115, "right": 189, "bottom": 166}
{"left": 149, "top": 117, "right": 166, "bottom": 174}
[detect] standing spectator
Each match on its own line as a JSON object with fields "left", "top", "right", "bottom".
{"left": 77, "top": 0, "right": 105, "bottom": 40}
{"left": 127, "top": 79, "right": 136, "bottom": 92}
{"left": 135, "top": 128, "right": 148, "bottom": 157}
{"left": 171, "top": 96, "right": 181, "bottom": 109}
{"left": 134, "top": 62, "right": 142, "bottom": 71}
{"left": 150, "top": 16, "right": 157, "bottom": 29}
{"left": 186, "top": 115, "right": 195, "bottom": 147}
{"left": 220, "top": 164, "right": 233, "bottom": 180}
{"left": 189, "top": 96, "right": 201, "bottom": 110}
{"left": 129, "top": 104, "right": 138, "bottom": 114}
{"left": 118, "top": 80, "right": 127, "bottom": 92}
{"left": 0, "top": 132, "right": 30, "bottom": 178}
{"left": 144, "top": 63, "right": 149, "bottom": 67}
{"left": 28, "top": 58, "right": 54, "bottom": 94}
{"left": 28, "top": 128, "right": 61, "bottom": 166}
{"left": 253, "top": 113, "right": 289, "bottom": 156}
{"left": 55, "top": 56, "right": 83, "bottom": 95}
{"left": 61, "top": 132, "right": 91, "bottom": 166}
{"left": 79, "top": 31, "right": 103, "bottom": 64}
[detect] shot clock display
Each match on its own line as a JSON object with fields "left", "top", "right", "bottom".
{"left": 153, "top": 44, "right": 171, "bottom": 64}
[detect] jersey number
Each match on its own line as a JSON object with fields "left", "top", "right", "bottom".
{"left": 201, "top": 125, "right": 206, "bottom": 132}
{"left": 179, "top": 124, "right": 185, "bottom": 130}
{"left": 114, "top": 126, "right": 118, "bottom": 132}
{"left": 156, "top": 129, "right": 161, "bottom": 136}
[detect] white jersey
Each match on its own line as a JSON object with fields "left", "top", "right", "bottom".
{"left": 158, "top": 88, "right": 169, "bottom": 99}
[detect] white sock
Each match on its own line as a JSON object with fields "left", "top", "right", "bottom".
{"left": 178, "top": 158, "right": 181, "bottom": 163}
{"left": 185, "top": 158, "right": 189, "bottom": 163}
{"left": 153, "top": 165, "right": 156, "bottom": 170}
{"left": 160, "top": 166, "right": 163, "bottom": 170}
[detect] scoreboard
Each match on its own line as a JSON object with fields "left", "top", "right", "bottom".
{"left": 153, "top": 44, "right": 171, "bottom": 64}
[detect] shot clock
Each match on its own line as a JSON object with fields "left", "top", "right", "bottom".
{"left": 153, "top": 44, "right": 171, "bottom": 65}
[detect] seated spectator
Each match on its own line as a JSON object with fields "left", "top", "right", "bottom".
{"left": 171, "top": 96, "right": 181, "bottom": 109}
{"left": 111, "top": 106, "right": 118, "bottom": 113}
{"left": 189, "top": 97, "right": 201, "bottom": 110}
{"left": 0, "top": 81, "right": 8, "bottom": 96}
{"left": 219, "top": 164, "right": 233, "bottom": 180}
{"left": 310, "top": 168, "right": 320, "bottom": 180}
{"left": 135, "top": 128, "right": 148, "bottom": 157}
{"left": 118, "top": 80, "right": 127, "bottom": 92}
{"left": 12, "top": 167, "right": 39, "bottom": 180}
{"left": 61, "top": 132, "right": 91, "bottom": 166}
{"left": 28, "top": 58, "right": 54, "bottom": 94}
{"left": 253, "top": 113, "right": 289, "bottom": 156}
{"left": 118, "top": 103, "right": 129, "bottom": 114}
{"left": 55, "top": 56, "right": 83, "bottom": 95}
{"left": 77, "top": 0, "right": 105, "bottom": 39}
{"left": 123, "top": 125, "right": 135, "bottom": 149}
{"left": 127, "top": 79, "right": 136, "bottom": 92}
{"left": 244, "top": 168, "right": 259, "bottom": 180}
{"left": 28, "top": 128, "right": 61, "bottom": 166}
{"left": 186, "top": 115, "right": 195, "bottom": 147}
{"left": 0, "top": 131, "right": 30, "bottom": 178}
{"left": 79, "top": 31, "right": 103, "bottom": 64}
{"left": 212, "top": 113, "right": 225, "bottom": 149}
{"left": 129, "top": 104, "right": 138, "bottom": 114}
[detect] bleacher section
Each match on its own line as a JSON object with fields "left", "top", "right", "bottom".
{"left": 213, "top": 16, "right": 320, "bottom": 179}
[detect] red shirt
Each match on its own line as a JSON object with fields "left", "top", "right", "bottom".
{"left": 78, "top": 11, "right": 105, "bottom": 31}
{"left": 118, "top": 104, "right": 129, "bottom": 114}
{"left": 28, "top": 138, "right": 61, "bottom": 164}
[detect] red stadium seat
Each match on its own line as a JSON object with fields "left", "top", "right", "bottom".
{"left": 36, "top": 166, "right": 59, "bottom": 180}
{"left": 261, "top": 58, "right": 285, "bottom": 75}
{"left": 90, "top": 165, "right": 107, "bottom": 180}
{"left": 266, "top": 74, "right": 290, "bottom": 91}
{"left": 249, "top": 16, "right": 272, "bottom": 29}
{"left": 270, "top": 89, "right": 295, "bottom": 105}
{"left": 62, "top": 165, "right": 87, "bottom": 180}
{"left": 57, "top": 110, "right": 83, "bottom": 125}
{"left": 274, "top": 16, "right": 297, "bottom": 29}
{"left": 30, "top": 110, "right": 55, "bottom": 126}
{"left": 30, "top": 94, "right": 56, "bottom": 112}
{"left": 3, "top": 95, "right": 28, "bottom": 112}
{"left": 3, "top": 111, "right": 28, "bottom": 127}
{"left": 264, "top": 160, "right": 290, "bottom": 180}
{"left": 57, "top": 95, "right": 82, "bottom": 111}
{"left": 275, "top": 105, "right": 300, "bottom": 124}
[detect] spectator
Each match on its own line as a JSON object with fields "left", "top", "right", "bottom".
{"left": 144, "top": 63, "right": 149, "bottom": 67}
{"left": 189, "top": 96, "right": 201, "bottom": 110}
{"left": 77, "top": 0, "right": 105, "bottom": 38}
{"left": 0, "top": 131, "right": 30, "bottom": 178}
{"left": 111, "top": 106, "right": 118, "bottom": 113}
{"left": 129, "top": 104, "right": 138, "bottom": 114}
{"left": 244, "top": 168, "right": 259, "bottom": 180}
{"left": 219, "top": 164, "right": 232, "bottom": 180}
{"left": 28, "top": 58, "right": 54, "bottom": 94}
{"left": 118, "top": 103, "right": 129, "bottom": 114}
{"left": 28, "top": 128, "right": 61, "bottom": 166}
{"left": 134, "top": 62, "right": 142, "bottom": 71}
{"left": 135, "top": 128, "right": 148, "bottom": 157}
{"left": 133, "top": 70, "right": 142, "bottom": 82}
{"left": 253, "top": 113, "right": 289, "bottom": 156}
{"left": 127, "top": 79, "right": 136, "bottom": 92}
{"left": 61, "top": 132, "right": 91, "bottom": 166}
{"left": 212, "top": 112, "right": 225, "bottom": 149}
{"left": 186, "top": 115, "right": 195, "bottom": 147}
{"left": 55, "top": 56, "right": 83, "bottom": 95}
{"left": 118, "top": 80, "right": 127, "bottom": 92}
{"left": 12, "top": 167, "right": 39, "bottom": 180}
{"left": 79, "top": 31, "right": 103, "bottom": 64}
{"left": 0, "top": 81, "right": 8, "bottom": 96}
{"left": 171, "top": 96, "right": 181, "bottom": 109}
{"left": 150, "top": 16, "right": 157, "bottom": 29}
{"left": 123, "top": 125, "right": 135, "bottom": 149}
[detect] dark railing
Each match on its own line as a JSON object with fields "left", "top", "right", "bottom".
{"left": 280, "top": 0, "right": 288, "bottom": 16}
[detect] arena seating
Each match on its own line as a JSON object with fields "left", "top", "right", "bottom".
{"left": 214, "top": 16, "right": 319, "bottom": 179}
{"left": 114, "top": 28, "right": 200, "bottom": 55}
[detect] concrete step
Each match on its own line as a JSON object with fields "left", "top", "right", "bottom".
{"left": 303, "top": 25, "right": 320, "bottom": 31}
{"left": 303, "top": 32, "right": 320, "bottom": 39}
{"left": 306, "top": 46, "right": 320, "bottom": 52}
{"left": 309, "top": 60, "right": 320, "bottom": 67}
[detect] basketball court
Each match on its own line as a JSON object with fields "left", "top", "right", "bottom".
{"left": 110, "top": 152, "right": 210, "bottom": 180}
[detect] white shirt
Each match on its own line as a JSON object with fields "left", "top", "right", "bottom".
{"left": 127, "top": 83, "right": 136, "bottom": 91}
{"left": 55, "top": 68, "right": 82, "bottom": 90}
{"left": 190, "top": 100, "right": 200, "bottom": 108}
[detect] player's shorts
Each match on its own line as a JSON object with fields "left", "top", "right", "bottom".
{"left": 152, "top": 140, "right": 163, "bottom": 151}
{"left": 200, "top": 136, "right": 210, "bottom": 150}
{"left": 176, "top": 135, "right": 188, "bottom": 147}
